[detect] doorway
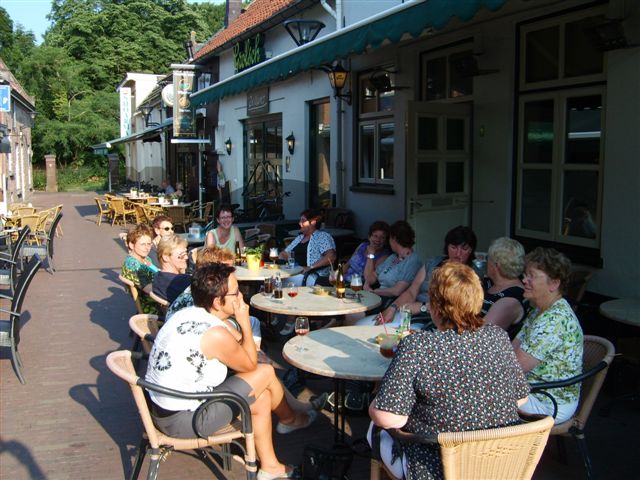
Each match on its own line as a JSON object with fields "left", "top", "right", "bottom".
{"left": 244, "top": 115, "right": 283, "bottom": 216}
{"left": 407, "top": 102, "right": 472, "bottom": 259}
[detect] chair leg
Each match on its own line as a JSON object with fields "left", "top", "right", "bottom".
{"left": 146, "top": 448, "right": 162, "bottom": 480}
{"left": 370, "top": 459, "right": 383, "bottom": 480}
{"left": 129, "top": 437, "right": 148, "bottom": 480}
{"left": 11, "top": 342, "right": 26, "bottom": 384}
{"left": 571, "top": 427, "right": 593, "bottom": 479}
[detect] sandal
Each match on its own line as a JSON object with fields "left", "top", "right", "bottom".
{"left": 257, "top": 465, "right": 302, "bottom": 479}
{"left": 276, "top": 410, "right": 318, "bottom": 434}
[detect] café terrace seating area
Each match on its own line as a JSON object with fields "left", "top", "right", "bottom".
{"left": 0, "top": 191, "right": 638, "bottom": 480}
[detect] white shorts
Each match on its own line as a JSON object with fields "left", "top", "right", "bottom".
{"left": 519, "top": 394, "right": 579, "bottom": 424}
{"left": 367, "top": 422, "right": 408, "bottom": 479}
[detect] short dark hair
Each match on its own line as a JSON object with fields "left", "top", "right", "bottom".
{"left": 217, "top": 204, "right": 234, "bottom": 218}
{"left": 126, "top": 223, "right": 153, "bottom": 246}
{"left": 152, "top": 214, "right": 172, "bottom": 229}
{"left": 301, "top": 208, "right": 323, "bottom": 224}
{"left": 191, "top": 263, "right": 235, "bottom": 309}
{"left": 443, "top": 226, "right": 477, "bottom": 257}
{"left": 525, "top": 247, "right": 572, "bottom": 295}
{"left": 368, "top": 220, "right": 390, "bottom": 238}
{"left": 389, "top": 221, "right": 415, "bottom": 248}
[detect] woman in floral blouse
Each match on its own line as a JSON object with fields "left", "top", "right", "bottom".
{"left": 513, "top": 247, "right": 583, "bottom": 423}
{"left": 369, "top": 262, "right": 529, "bottom": 479}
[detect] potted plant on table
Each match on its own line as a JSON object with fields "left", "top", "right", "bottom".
{"left": 245, "top": 244, "right": 264, "bottom": 271}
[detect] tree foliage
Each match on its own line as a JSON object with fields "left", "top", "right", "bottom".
{"left": 2, "top": 0, "right": 225, "bottom": 167}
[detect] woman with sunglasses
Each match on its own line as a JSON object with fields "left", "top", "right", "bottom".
{"left": 152, "top": 235, "right": 192, "bottom": 303}
{"left": 206, "top": 204, "right": 245, "bottom": 253}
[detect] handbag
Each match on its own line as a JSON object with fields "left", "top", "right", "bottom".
{"left": 302, "top": 442, "right": 354, "bottom": 480}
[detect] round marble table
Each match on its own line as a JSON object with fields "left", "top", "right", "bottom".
{"left": 283, "top": 325, "right": 395, "bottom": 441}
{"left": 236, "top": 264, "right": 303, "bottom": 282}
{"left": 599, "top": 298, "right": 640, "bottom": 327}
{"left": 250, "top": 286, "right": 380, "bottom": 316}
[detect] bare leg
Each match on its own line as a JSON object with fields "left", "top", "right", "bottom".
{"left": 247, "top": 388, "right": 286, "bottom": 474}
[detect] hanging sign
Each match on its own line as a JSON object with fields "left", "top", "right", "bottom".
{"left": 173, "top": 67, "right": 196, "bottom": 139}
{"left": 0, "top": 85, "right": 10, "bottom": 113}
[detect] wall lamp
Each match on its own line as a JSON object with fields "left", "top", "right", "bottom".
{"left": 139, "top": 104, "right": 159, "bottom": 127}
{"left": 325, "top": 63, "right": 352, "bottom": 104}
{"left": 0, "top": 125, "right": 11, "bottom": 153}
{"left": 286, "top": 132, "right": 295, "bottom": 155}
{"left": 284, "top": 19, "right": 325, "bottom": 46}
{"left": 225, "top": 137, "right": 233, "bottom": 155}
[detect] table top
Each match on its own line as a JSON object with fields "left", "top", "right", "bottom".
{"left": 287, "top": 227, "right": 355, "bottom": 238}
{"left": 250, "top": 286, "right": 380, "bottom": 316}
{"left": 599, "top": 298, "right": 640, "bottom": 327}
{"left": 177, "top": 232, "right": 206, "bottom": 246}
{"left": 235, "top": 264, "right": 303, "bottom": 281}
{"left": 149, "top": 201, "right": 192, "bottom": 208}
{"left": 283, "top": 325, "right": 395, "bottom": 381}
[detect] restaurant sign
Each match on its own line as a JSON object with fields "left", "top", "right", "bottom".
{"left": 172, "top": 65, "right": 196, "bottom": 140}
{"left": 233, "top": 34, "right": 265, "bottom": 73}
{"left": 247, "top": 87, "right": 269, "bottom": 116}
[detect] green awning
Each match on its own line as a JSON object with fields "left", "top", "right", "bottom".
{"left": 92, "top": 118, "right": 172, "bottom": 151}
{"left": 191, "top": 0, "right": 506, "bottom": 107}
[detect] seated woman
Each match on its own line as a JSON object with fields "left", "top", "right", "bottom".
{"left": 362, "top": 225, "right": 477, "bottom": 327}
{"left": 150, "top": 214, "right": 174, "bottom": 265}
{"left": 146, "top": 264, "right": 317, "bottom": 479}
{"left": 482, "top": 237, "right": 528, "bottom": 336}
{"left": 206, "top": 204, "right": 245, "bottom": 253}
{"left": 342, "top": 220, "right": 390, "bottom": 283}
{"left": 369, "top": 262, "right": 529, "bottom": 479}
{"left": 152, "top": 235, "right": 191, "bottom": 304}
{"left": 279, "top": 208, "right": 337, "bottom": 287}
{"left": 121, "top": 224, "right": 160, "bottom": 315}
{"left": 513, "top": 247, "right": 583, "bottom": 424}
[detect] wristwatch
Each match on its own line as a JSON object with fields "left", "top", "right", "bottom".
{"left": 391, "top": 303, "right": 399, "bottom": 311}
{"left": 420, "top": 302, "right": 428, "bottom": 313}
{"left": 367, "top": 253, "right": 375, "bottom": 260}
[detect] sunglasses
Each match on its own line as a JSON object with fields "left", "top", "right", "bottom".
{"left": 162, "top": 226, "right": 175, "bottom": 231}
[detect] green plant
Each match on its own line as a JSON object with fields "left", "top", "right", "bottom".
{"left": 245, "top": 244, "right": 264, "bottom": 256}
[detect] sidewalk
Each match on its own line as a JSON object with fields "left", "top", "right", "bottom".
{"left": 0, "top": 191, "right": 637, "bottom": 479}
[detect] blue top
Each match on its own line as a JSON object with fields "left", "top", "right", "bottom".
{"left": 344, "top": 242, "right": 390, "bottom": 282}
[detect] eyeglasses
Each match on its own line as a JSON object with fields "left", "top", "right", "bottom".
{"left": 162, "top": 226, "right": 174, "bottom": 231}
{"left": 175, "top": 251, "right": 188, "bottom": 259}
{"left": 225, "top": 290, "right": 241, "bottom": 297}
{"left": 219, "top": 215, "right": 233, "bottom": 220}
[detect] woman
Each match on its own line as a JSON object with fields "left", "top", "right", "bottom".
{"left": 369, "top": 262, "right": 529, "bottom": 479}
{"left": 280, "top": 209, "right": 337, "bottom": 287}
{"left": 147, "top": 264, "right": 317, "bottom": 479}
{"left": 152, "top": 214, "right": 174, "bottom": 248}
{"left": 152, "top": 235, "right": 191, "bottom": 304}
{"left": 482, "top": 237, "right": 528, "bottom": 335}
{"left": 367, "top": 225, "right": 477, "bottom": 327}
{"left": 206, "top": 204, "right": 245, "bottom": 253}
{"left": 342, "top": 221, "right": 390, "bottom": 283}
{"left": 513, "top": 247, "right": 583, "bottom": 423}
{"left": 121, "top": 223, "right": 160, "bottom": 315}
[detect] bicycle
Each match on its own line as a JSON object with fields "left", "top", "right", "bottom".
{"left": 233, "top": 191, "right": 291, "bottom": 223}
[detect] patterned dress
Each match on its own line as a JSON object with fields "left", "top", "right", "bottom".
{"left": 516, "top": 297, "right": 583, "bottom": 407}
{"left": 121, "top": 255, "right": 160, "bottom": 315}
{"left": 375, "top": 326, "right": 529, "bottom": 479}
{"left": 285, "top": 230, "right": 336, "bottom": 276}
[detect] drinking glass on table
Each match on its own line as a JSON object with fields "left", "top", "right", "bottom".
{"left": 287, "top": 257, "right": 296, "bottom": 269}
{"left": 269, "top": 247, "right": 278, "bottom": 265}
{"left": 328, "top": 268, "right": 337, "bottom": 287}
{"left": 240, "top": 246, "right": 247, "bottom": 264}
{"left": 350, "top": 274, "right": 363, "bottom": 301}
{"left": 294, "top": 316, "right": 310, "bottom": 351}
{"left": 287, "top": 282, "right": 298, "bottom": 298}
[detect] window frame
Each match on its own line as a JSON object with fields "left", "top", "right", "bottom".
{"left": 419, "top": 43, "right": 475, "bottom": 103}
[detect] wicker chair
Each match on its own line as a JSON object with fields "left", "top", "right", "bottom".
{"left": 148, "top": 290, "right": 169, "bottom": 316}
{"left": 111, "top": 197, "right": 136, "bottom": 227}
{"left": 0, "top": 255, "right": 42, "bottom": 384}
{"left": 370, "top": 415, "right": 554, "bottom": 480}
{"left": 14, "top": 206, "right": 36, "bottom": 216}
{"left": 21, "top": 212, "right": 62, "bottom": 274}
{"left": 530, "top": 335, "right": 615, "bottom": 479}
{"left": 191, "top": 201, "right": 215, "bottom": 225}
{"left": 119, "top": 274, "right": 145, "bottom": 315}
{"left": 106, "top": 350, "right": 258, "bottom": 480}
{"left": 128, "top": 313, "right": 160, "bottom": 355}
{"left": 165, "top": 206, "right": 187, "bottom": 232}
{"left": 94, "top": 197, "right": 112, "bottom": 226}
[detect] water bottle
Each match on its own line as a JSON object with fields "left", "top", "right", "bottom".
{"left": 273, "top": 272, "right": 283, "bottom": 299}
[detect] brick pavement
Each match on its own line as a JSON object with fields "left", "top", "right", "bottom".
{"left": 0, "top": 191, "right": 637, "bottom": 480}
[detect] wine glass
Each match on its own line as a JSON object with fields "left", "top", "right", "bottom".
{"left": 269, "top": 247, "right": 278, "bottom": 265}
{"left": 328, "top": 268, "right": 337, "bottom": 288}
{"left": 240, "top": 246, "right": 247, "bottom": 264}
{"left": 294, "top": 317, "right": 310, "bottom": 351}
{"left": 287, "top": 282, "right": 298, "bottom": 298}
{"left": 350, "top": 274, "right": 363, "bottom": 301}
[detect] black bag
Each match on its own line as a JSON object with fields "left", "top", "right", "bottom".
{"left": 302, "top": 443, "right": 354, "bottom": 480}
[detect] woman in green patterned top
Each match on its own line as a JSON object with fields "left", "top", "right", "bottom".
{"left": 513, "top": 247, "right": 583, "bottom": 423}
{"left": 121, "top": 223, "right": 160, "bottom": 315}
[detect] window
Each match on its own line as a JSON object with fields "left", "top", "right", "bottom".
{"left": 355, "top": 67, "right": 396, "bottom": 186}
{"left": 420, "top": 48, "right": 474, "bottom": 101}
{"left": 516, "top": 8, "right": 606, "bottom": 253}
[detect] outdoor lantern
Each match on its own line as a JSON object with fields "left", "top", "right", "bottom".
{"left": 286, "top": 132, "right": 295, "bottom": 155}
{"left": 284, "top": 19, "right": 325, "bottom": 46}
{"left": 225, "top": 138, "right": 233, "bottom": 155}
{"left": 140, "top": 104, "right": 153, "bottom": 127}
{"left": 326, "top": 64, "right": 352, "bottom": 104}
{"left": 0, "top": 136, "right": 10, "bottom": 154}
